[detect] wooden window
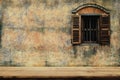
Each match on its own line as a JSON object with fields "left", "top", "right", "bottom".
{"left": 71, "top": 14, "right": 110, "bottom": 45}
{"left": 99, "top": 15, "right": 110, "bottom": 45}
{"left": 72, "top": 15, "right": 81, "bottom": 44}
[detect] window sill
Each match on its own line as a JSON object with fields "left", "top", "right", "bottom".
{"left": 80, "top": 43, "right": 100, "bottom": 46}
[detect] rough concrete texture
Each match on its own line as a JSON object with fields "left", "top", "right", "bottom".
{"left": 0, "top": 0, "right": 120, "bottom": 67}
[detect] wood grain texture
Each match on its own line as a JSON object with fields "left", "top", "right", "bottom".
{"left": 0, "top": 67, "right": 120, "bottom": 78}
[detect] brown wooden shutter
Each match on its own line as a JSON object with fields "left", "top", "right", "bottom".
{"left": 100, "top": 15, "right": 110, "bottom": 45}
{"left": 72, "top": 15, "right": 81, "bottom": 44}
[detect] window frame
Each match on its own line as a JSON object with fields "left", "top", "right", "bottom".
{"left": 72, "top": 13, "right": 110, "bottom": 45}
{"left": 81, "top": 14, "right": 100, "bottom": 44}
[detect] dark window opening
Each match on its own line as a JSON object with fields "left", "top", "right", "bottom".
{"left": 81, "top": 15, "right": 99, "bottom": 43}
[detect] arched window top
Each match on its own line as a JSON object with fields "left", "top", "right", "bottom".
{"left": 72, "top": 3, "right": 110, "bottom": 14}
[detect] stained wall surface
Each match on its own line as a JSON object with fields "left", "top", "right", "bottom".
{"left": 0, "top": 0, "right": 120, "bottom": 67}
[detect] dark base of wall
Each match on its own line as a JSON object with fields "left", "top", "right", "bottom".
{"left": 0, "top": 77, "right": 120, "bottom": 80}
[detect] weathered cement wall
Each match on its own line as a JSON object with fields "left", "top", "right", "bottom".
{"left": 0, "top": 0, "right": 120, "bottom": 67}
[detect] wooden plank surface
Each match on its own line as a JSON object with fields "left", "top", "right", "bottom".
{"left": 0, "top": 67, "right": 120, "bottom": 78}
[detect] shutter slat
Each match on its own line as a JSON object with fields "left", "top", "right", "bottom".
{"left": 100, "top": 15, "right": 110, "bottom": 45}
{"left": 72, "top": 15, "right": 81, "bottom": 44}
